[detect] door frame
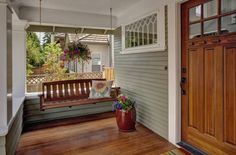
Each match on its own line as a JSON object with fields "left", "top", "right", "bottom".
{"left": 167, "top": 0, "right": 188, "bottom": 144}
{"left": 178, "top": 0, "right": 236, "bottom": 153}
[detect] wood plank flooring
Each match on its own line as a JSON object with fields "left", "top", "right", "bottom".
{"left": 16, "top": 114, "right": 175, "bottom": 155}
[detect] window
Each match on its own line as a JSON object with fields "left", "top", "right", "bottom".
{"left": 121, "top": 7, "right": 165, "bottom": 54}
{"left": 188, "top": 0, "right": 236, "bottom": 39}
{"left": 125, "top": 14, "right": 157, "bottom": 48}
{"left": 92, "top": 53, "right": 102, "bottom": 72}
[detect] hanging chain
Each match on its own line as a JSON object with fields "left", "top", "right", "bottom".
{"left": 110, "top": 7, "right": 113, "bottom": 32}
{"left": 39, "top": 0, "right": 42, "bottom": 25}
{"left": 75, "top": 29, "right": 78, "bottom": 41}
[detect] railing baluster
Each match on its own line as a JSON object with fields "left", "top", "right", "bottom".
{"left": 59, "top": 84, "right": 63, "bottom": 97}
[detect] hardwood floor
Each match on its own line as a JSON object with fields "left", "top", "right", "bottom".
{"left": 16, "top": 114, "right": 175, "bottom": 155}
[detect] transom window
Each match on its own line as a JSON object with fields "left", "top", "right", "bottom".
{"left": 121, "top": 7, "right": 165, "bottom": 54}
{"left": 189, "top": 0, "right": 236, "bottom": 39}
{"left": 125, "top": 13, "right": 157, "bottom": 48}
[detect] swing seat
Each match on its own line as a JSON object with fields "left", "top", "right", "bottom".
{"left": 39, "top": 79, "right": 120, "bottom": 110}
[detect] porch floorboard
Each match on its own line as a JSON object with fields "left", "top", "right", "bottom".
{"left": 16, "top": 113, "right": 175, "bottom": 155}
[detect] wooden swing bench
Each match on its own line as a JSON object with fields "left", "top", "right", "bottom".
{"left": 39, "top": 79, "right": 120, "bottom": 111}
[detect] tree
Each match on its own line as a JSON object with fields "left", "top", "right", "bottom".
{"left": 43, "top": 42, "right": 66, "bottom": 80}
{"left": 43, "top": 32, "right": 51, "bottom": 48}
{"left": 26, "top": 32, "right": 44, "bottom": 75}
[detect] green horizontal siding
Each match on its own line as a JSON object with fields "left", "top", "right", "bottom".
{"left": 6, "top": 104, "right": 23, "bottom": 155}
{"left": 114, "top": 7, "right": 168, "bottom": 138}
{"left": 0, "top": 137, "right": 6, "bottom": 155}
{"left": 24, "top": 98, "right": 113, "bottom": 125}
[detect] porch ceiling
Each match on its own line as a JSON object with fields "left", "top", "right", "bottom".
{"left": 12, "top": 0, "right": 143, "bottom": 16}
{"left": 10, "top": 0, "right": 145, "bottom": 29}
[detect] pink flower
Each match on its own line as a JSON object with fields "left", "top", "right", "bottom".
{"left": 120, "top": 95, "right": 126, "bottom": 102}
{"left": 60, "top": 54, "right": 66, "bottom": 61}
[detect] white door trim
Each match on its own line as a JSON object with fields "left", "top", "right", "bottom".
{"left": 167, "top": 0, "right": 187, "bottom": 144}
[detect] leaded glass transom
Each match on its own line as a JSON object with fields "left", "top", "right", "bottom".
{"left": 125, "top": 13, "right": 157, "bottom": 48}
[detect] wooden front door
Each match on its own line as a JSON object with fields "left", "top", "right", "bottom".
{"left": 181, "top": 0, "right": 236, "bottom": 154}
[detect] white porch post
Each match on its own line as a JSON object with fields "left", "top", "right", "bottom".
{"left": 12, "top": 17, "right": 27, "bottom": 115}
{"left": 0, "top": 1, "right": 12, "bottom": 135}
{"left": 168, "top": 0, "right": 182, "bottom": 144}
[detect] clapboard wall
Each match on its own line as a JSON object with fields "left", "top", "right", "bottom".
{"left": 6, "top": 104, "right": 23, "bottom": 155}
{"left": 114, "top": 8, "right": 168, "bottom": 139}
{"left": 24, "top": 98, "right": 113, "bottom": 126}
{"left": 0, "top": 103, "right": 23, "bottom": 155}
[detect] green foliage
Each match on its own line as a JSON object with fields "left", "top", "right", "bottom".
{"left": 61, "top": 41, "right": 91, "bottom": 63}
{"left": 44, "top": 42, "right": 66, "bottom": 80}
{"left": 26, "top": 63, "right": 34, "bottom": 75}
{"left": 43, "top": 32, "right": 51, "bottom": 48}
{"left": 26, "top": 32, "right": 44, "bottom": 75}
{"left": 113, "top": 94, "right": 136, "bottom": 111}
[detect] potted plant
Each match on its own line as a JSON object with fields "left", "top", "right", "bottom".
{"left": 113, "top": 94, "right": 136, "bottom": 132}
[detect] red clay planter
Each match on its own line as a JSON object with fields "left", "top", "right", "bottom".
{"left": 116, "top": 108, "right": 136, "bottom": 132}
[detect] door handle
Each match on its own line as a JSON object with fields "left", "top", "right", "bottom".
{"left": 180, "top": 77, "right": 186, "bottom": 95}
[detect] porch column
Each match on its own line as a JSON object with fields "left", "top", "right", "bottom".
{"left": 0, "top": 1, "right": 13, "bottom": 136}
{"left": 12, "top": 17, "right": 27, "bottom": 115}
{"left": 167, "top": 0, "right": 182, "bottom": 144}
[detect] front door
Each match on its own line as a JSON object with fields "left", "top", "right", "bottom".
{"left": 181, "top": 0, "right": 236, "bottom": 154}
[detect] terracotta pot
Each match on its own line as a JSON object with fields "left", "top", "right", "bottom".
{"left": 115, "top": 108, "right": 136, "bottom": 132}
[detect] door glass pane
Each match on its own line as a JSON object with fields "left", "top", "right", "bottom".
{"left": 189, "top": 23, "right": 201, "bottom": 39}
{"left": 204, "top": 0, "right": 217, "bottom": 18}
{"left": 189, "top": 5, "right": 201, "bottom": 22}
{"left": 204, "top": 19, "right": 218, "bottom": 35}
{"left": 221, "top": 0, "right": 236, "bottom": 14}
{"left": 221, "top": 14, "right": 236, "bottom": 34}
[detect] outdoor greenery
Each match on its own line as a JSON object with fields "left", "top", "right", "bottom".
{"left": 113, "top": 94, "right": 136, "bottom": 111}
{"left": 26, "top": 32, "right": 54, "bottom": 75}
{"left": 43, "top": 33, "right": 51, "bottom": 48}
{"left": 26, "top": 32, "right": 44, "bottom": 75}
{"left": 43, "top": 42, "right": 66, "bottom": 80}
{"left": 26, "top": 32, "right": 91, "bottom": 77}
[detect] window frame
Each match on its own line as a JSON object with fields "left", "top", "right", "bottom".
{"left": 91, "top": 52, "right": 102, "bottom": 72}
{"left": 121, "top": 7, "right": 166, "bottom": 54}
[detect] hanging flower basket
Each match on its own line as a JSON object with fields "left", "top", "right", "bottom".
{"left": 60, "top": 41, "right": 91, "bottom": 63}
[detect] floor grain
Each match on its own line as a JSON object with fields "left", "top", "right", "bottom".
{"left": 16, "top": 116, "right": 175, "bottom": 155}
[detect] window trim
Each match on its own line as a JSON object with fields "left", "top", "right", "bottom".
{"left": 121, "top": 7, "right": 166, "bottom": 54}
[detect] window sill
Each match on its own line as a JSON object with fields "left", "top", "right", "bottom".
{"left": 120, "top": 44, "right": 166, "bottom": 54}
